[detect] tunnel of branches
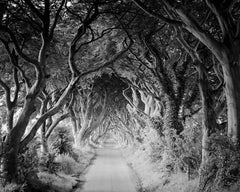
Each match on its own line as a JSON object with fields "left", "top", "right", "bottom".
{"left": 0, "top": 0, "right": 240, "bottom": 192}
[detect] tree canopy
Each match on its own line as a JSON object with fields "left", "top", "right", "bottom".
{"left": 0, "top": 1, "right": 240, "bottom": 192}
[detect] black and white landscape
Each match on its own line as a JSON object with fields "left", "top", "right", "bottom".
{"left": 0, "top": 1, "right": 240, "bottom": 192}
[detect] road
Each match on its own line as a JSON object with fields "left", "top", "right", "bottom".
{"left": 77, "top": 141, "right": 137, "bottom": 192}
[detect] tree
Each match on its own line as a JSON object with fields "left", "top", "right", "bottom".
{"left": 72, "top": 84, "right": 108, "bottom": 146}
{"left": 131, "top": 0, "right": 240, "bottom": 145}
{"left": 0, "top": 0, "right": 130, "bottom": 182}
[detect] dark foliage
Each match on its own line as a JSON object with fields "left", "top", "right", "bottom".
{"left": 51, "top": 126, "right": 73, "bottom": 155}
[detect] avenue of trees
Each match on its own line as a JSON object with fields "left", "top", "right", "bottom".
{"left": 0, "top": 0, "right": 240, "bottom": 192}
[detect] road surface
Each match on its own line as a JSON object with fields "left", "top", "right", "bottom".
{"left": 77, "top": 141, "right": 137, "bottom": 192}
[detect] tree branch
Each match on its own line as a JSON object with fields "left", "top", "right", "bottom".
{"left": 24, "top": 0, "right": 44, "bottom": 20}
{"left": 0, "top": 78, "right": 11, "bottom": 109}
{"left": 46, "top": 113, "right": 69, "bottom": 139}
{"left": 174, "top": 7, "right": 226, "bottom": 63}
{"left": 0, "top": 37, "right": 31, "bottom": 89}
{"left": 0, "top": 25, "right": 39, "bottom": 66}
{"left": 49, "top": 0, "right": 65, "bottom": 39}
{"left": 80, "top": 37, "right": 133, "bottom": 78}
{"left": 12, "top": 67, "right": 20, "bottom": 105}
{"left": 132, "top": 0, "right": 182, "bottom": 25}
{"left": 205, "top": 0, "right": 228, "bottom": 40}
{"left": 19, "top": 76, "right": 78, "bottom": 148}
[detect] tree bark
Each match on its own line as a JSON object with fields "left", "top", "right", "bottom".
{"left": 198, "top": 64, "right": 217, "bottom": 165}
{"left": 222, "top": 60, "right": 240, "bottom": 144}
{"left": 197, "top": 64, "right": 218, "bottom": 191}
{"left": 7, "top": 108, "right": 14, "bottom": 131}
{"left": 3, "top": 36, "right": 49, "bottom": 183}
{"left": 3, "top": 98, "right": 36, "bottom": 183}
{"left": 164, "top": 97, "right": 183, "bottom": 136}
{"left": 69, "top": 108, "right": 79, "bottom": 146}
{"left": 41, "top": 122, "right": 49, "bottom": 155}
{"left": 40, "top": 96, "right": 49, "bottom": 155}
{"left": 75, "top": 121, "right": 88, "bottom": 147}
{"left": 176, "top": 7, "right": 240, "bottom": 145}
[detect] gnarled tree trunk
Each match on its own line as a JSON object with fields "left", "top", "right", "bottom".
{"left": 4, "top": 98, "right": 36, "bottom": 182}
{"left": 197, "top": 64, "right": 218, "bottom": 191}
{"left": 223, "top": 59, "right": 240, "bottom": 144}
{"left": 164, "top": 97, "right": 183, "bottom": 136}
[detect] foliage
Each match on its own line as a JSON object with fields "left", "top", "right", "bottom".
{"left": 37, "top": 172, "right": 78, "bottom": 192}
{"left": 39, "top": 153, "right": 60, "bottom": 174}
{"left": 199, "top": 133, "right": 240, "bottom": 192}
{"left": 50, "top": 127, "right": 73, "bottom": 155}
{"left": 17, "top": 139, "right": 40, "bottom": 183}
{"left": 37, "top": 148, "right": 96, "bottom": 192}
{"left": 0, "top": 182, "right": 27, "bottom": 192}
{"left": 150, "top": 117, "right": 163, "bottom": 136}
{"left": 149, "top": 139, "right": 164, "bottom": 163}
{"left": 177, "top": 117, "right": 202, "bottom": 177}
{"left": 55, "top": 154, "right": 81, "bottom": 175}
{"left": 0, "top": 0, "right": 239, "bottom": 191}
{"left": 142, "top": 115, "right": 201, "bottom": 177}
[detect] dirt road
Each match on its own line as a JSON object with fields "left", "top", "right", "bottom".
{"left": 77, "top": 142, "right": 137, "bottom": 192}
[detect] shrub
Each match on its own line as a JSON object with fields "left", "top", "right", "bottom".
{"left": 55, "top": 154, "right": 80, "bottom": 175}
{"left": 50, "top": 127, "right": 73, "bottom": 155}
{"left": 199, "top": 133, "right": 240, "bottom": 192}
{"left": 39, "top": 153, "right": 60, "bottom": 174}
{"left": 162, "top": 117, "right": 202, "bottom": 176}
{"left": 0, "top": 183, "right": 26, "bottom": 192}
{"left": 38, "top": 172, "right": 77, "bottom": 192}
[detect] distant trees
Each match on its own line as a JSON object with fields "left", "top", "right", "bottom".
{"left": 70, "top": 84, "right": 108, "bottom": 146}
{"left": 70, "top": 74, "right": 129, "bottom": 146}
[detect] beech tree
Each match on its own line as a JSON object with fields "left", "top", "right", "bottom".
{"left": 1, "top": 1, "right": 237, "bottom": 191}
{"left": 0, "top": 0, "right": 134, "bottom": 182}
{"left": 131, "top": 0, "right": 240, "bottom": 145}
{"left": 70, "top": 73, "right": 128, "bottom": 146}
{"left": 0, "top": 0, "right": 68, "bottom": 182}
{"left": 72, "top": 85, "right": 107, "bottom": 146}
{"left": 38, "top": 89, "right": 72, "bottom": 155}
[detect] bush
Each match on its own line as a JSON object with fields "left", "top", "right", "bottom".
{"left": 39, "top": 153, "right": 60, "bottom": 174}
{"left": 55, "top": 154, "right": 80, "bottom": 175}
{"left": 38, "top": 172, "right": 77, "bottom": 192}
{"left": 0, "top": 183, "right": 27, "bottom": 192}
{"left": 161, "top": 117, "right": 202, "bottom": 176}
{"left": 50, "top": 127, "right": 73, "bottom": 155}
{"left": 149, "top": 140, "right": 164, "bottom": 163}
{"left": 199, "top": 133, "right": 240, "bottom": 192}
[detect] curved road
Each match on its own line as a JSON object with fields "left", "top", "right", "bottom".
{"left": 77, "top": 141, "right": 137, "bottom": 192}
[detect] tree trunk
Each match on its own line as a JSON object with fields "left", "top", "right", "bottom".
{"left": 198, "top": 64, "right": 217, "bottom": 165}
{"left": 162, "top": 96, "right": 184, "bottom": 165}
{"left": 76, "top": 127, "right": 87, "bottom": 147}
{"left": 70, "top": 109, "right": 79, "bottom": 146}
{"left": 3, "top": 98, "right": 36, "bottom": 183}
{"left": 40, "top": 98, "right": 49, "bottom": 155}
{"left": 7, "top": 108, "right": 14, "bottom": 131}
{"left": 197, "top": 64, "right": 217, "bottom": 192}
{"left": 222, "top": 60, "right": 240, "bottom": 145}
{"left": 41, "top": 137, "right": 49, "bottom": 155}
{"left": 41, "top": 123, "right": 49, "bottom": 155}
{"left": 3, "top": 145, "right": 19, "bottom": 183}
{"left": 163, "top": 97, "right": 183, "bottom": 135}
